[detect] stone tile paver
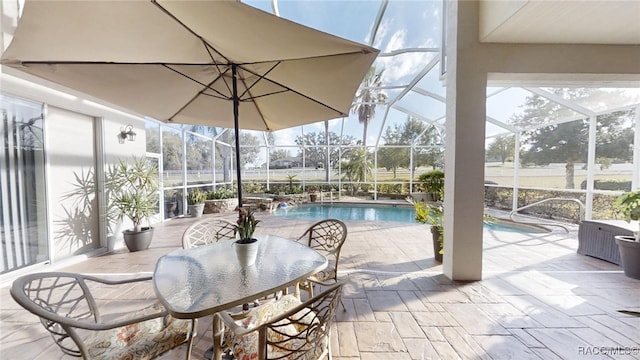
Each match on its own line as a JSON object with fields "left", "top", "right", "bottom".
{"left": 473, "top": 335, "right": 543, "bottom": 360}
{"left": 403, "top": 338, "right": 441, "bottom": 360}
{"left": 442, "top": 303, "right": 511, "bottom": 335}
{"left": 2, "top": 213, "right": 638, "bottom": 360}
{"left": 389, "top": 311, "right": 425, "bottom": 338}
{"left": 354, "top": 322, "right": 406, "bottom": 352}
{"left": 525, "top": 328, "right": 604, "bottom": 360}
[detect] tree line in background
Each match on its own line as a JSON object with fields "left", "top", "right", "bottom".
{"left": 486, "top": 89, "right": 635, "bottom": 189}
{"left": 148, "top": 82, "right": 635, "bottom": 193}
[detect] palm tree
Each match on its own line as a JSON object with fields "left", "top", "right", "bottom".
{"left": 342, "top": 148, "right": 374, "bottom": 196}
{"left": 351, "top": 66, "right": 387, "bottom": 146}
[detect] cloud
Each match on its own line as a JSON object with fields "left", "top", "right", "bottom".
{"left": 384, "top": 28, "right": 407, "bottom": 53}
{"left": 272, "top": 128, "right": 297, "bottom": 146}
{"left": 375, "top": 22, "right": 438, "bottom": 84}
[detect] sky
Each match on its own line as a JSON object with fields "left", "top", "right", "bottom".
{"left": 236, "top": 1, "right": 640, "bottom": 167}
{"left": 241, "top": 0, "right": 446, "bottom": 153}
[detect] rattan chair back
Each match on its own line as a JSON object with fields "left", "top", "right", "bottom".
{"left": 182, "top": 218, "right": 237, "bottom": 249}
{"left": 297, "top": 219, "right": 347, "bottom": 283}
{"left": 10, "top": 272, "right": 194, "bottom": 359}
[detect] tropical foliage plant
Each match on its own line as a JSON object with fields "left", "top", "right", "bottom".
{"left": 613, "top": 190, "right": 640, "bottom": 241}
{"left": 235, "top": 207, "right": 261, "bottom": 243}
{"left": 187, "top": 188, "right": 206, "bottom": 205}
{"left": 107, "top": 157, "right": 158, "bottom": 232}
{"left": 207, "top": 187, "right": 236, "bottom": 200}
{"left": 341, "top": 148, "right": 374, "bottom": 196}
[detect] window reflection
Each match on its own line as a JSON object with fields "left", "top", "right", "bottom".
{"left": 0, "top": 94, "right": 48, "bottom": 273}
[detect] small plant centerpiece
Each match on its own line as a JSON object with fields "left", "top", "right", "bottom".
{"left": 108, "top": 157, "right": 158, "bottom": 252}
{"left": 187, "top": 188, "right": 206, "bottom": 218}
{"left": 233, "top": 207, "right": 261, "bottom": 266}
{"left": 612, "top": 190, "right": 640, "bottom": 279}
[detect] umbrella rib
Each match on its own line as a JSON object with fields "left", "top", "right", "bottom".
{"left": 236, "top": 62, "right": 348, "bottom": 117}
{"left": 163, "top": 64, "right": 232, "bottom": 101}
{"left": 163, "top": 66, "right": 234, "bottom": 121}
{"left": 236, "top": 61, "right": 281, "bottom": 100}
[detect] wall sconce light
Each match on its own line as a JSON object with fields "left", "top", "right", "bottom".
{"left": 119, "top": 124, "right": 136, "bottom": 144}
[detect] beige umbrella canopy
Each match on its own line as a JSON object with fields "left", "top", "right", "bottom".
{"left": 1, "top": 0, "right": 378, "bottom": 205}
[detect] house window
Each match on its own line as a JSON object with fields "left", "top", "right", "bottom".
{"left": 0, "top": 94, "right": 49, "bottom": 273}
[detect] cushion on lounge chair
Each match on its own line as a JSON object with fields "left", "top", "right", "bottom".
{"left": 308, "top": 269, "right": 336, "bottom": 282}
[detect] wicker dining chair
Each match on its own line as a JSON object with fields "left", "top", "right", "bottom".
{"left": 296, "top": 218, "right": 348, "bottom": 309}
{"left": 10, "top": 272, "right": 196, "bottom": 360}
{"left": 220, "top": 280, "right": 345, "bottom": 360}
{"left": 181, "top": 217, "right": 237, "bottom": 249}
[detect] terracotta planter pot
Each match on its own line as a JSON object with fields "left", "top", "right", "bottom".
{"left": 615, "top": 236, "right": 640, "bottom": 280}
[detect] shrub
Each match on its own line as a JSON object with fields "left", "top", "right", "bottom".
{"left": 580, "top": 179, "right": 631, "bottom": 191}
{"left": 207, "top": 187, "right": 236, "bottom": 200}
{"left": 377, "top": 183, "right": 405, "bottom": 194}
{"left": 243, "top": 182, "right": 265, "bottom": 194}
{"left": 418, "top": 169, "right": 444, "bottom": 200}
{"left": 419, "top": 170, "right": 444, "bottom": 190}
{"left": 187, "top": 188, "right": 206, "bottom": 205}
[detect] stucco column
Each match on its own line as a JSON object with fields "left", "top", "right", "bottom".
{"left": 443, "top": 0, "right": 486, "bottom": 280}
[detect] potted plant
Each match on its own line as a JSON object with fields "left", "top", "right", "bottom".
{"left": 410, "top": 194, "right": 444, "bottom": 262}
{"left": 204, "top": 186, "right": 238, "bottom": 214}
{"left": 187, "top": 188, "right": 206, "bottom": 218}
{"left": 309, "top": 185, "right": 319, "bottom": 202}
{"left": 108, "top": 157, "right": 158, "bottom": 252}
{"left": 233, "top": 207, "right": 261, "bottom": 266}
{"left": 613, "top": 190, "right": 640, "bottom": 279}
{"left": 165, "top": 190, "right": 179, "bottom": 218}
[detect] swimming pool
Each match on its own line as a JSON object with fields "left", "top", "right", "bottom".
{"left": 273, "top": 204, "right": 549, "bottom": 233}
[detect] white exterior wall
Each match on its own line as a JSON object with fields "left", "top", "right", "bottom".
{"left": 46, "top": 106, "right": 99, "bottom": 260}
{"left": 0, "top": 72, "right": 148, "bottom": 265}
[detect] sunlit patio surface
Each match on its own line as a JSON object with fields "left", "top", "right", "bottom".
{"left": 2, "top": 211, "right": 639, "bottom": 360}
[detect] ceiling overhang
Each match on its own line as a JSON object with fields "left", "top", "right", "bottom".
{"left": 479, "top": 0, "right": 640, "bottom": 45}
{"left": 488, "top": 73, "right": 640, "bottom": 88}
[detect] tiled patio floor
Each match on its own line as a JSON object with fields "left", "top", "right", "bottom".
{"left": 1, "top": 212, "right": 639, "bottom": 359}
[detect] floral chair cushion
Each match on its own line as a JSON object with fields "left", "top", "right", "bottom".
{"left": 85, "top": 302, "right": 192, "bottom": 360}
{"left": 225, "top": 295, "right": 328, "bottom": 360}
{"left": 309, "top": 268, "right": 336, "bottom": 282}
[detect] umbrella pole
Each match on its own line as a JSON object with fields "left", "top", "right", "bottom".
{"left": 232, "top": 64, "right": 243, "bottom": 208}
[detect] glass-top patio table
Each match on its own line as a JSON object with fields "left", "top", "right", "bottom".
{"left": 153, "top": 234, "right": 328, "bottom": 360}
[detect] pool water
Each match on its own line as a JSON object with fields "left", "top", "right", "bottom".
{"left": 275, "top": 204, "right": 416, "bottom": 223}
{"left": 274, "top": 204, "right": 549, "bottom": 233}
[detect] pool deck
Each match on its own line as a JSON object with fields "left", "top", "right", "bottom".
{"left": 1, "top": 211, "right": 639, "bottom": 360}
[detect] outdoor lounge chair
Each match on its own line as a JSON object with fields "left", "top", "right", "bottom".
{"left": 10, "top": 272, "right": 195, "bottom": 359}
{"left": 182, "top": 217, "right": 237, "bottom": 249}
{"left": 220, "top": 280, "right": 345, "bottom": 360}
{"left": 297, "top": 219, "right": 348, "bottom": 309}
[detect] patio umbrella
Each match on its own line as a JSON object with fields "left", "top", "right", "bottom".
{"left": 1, "top": 0, "right": 378, "bottom": 206}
